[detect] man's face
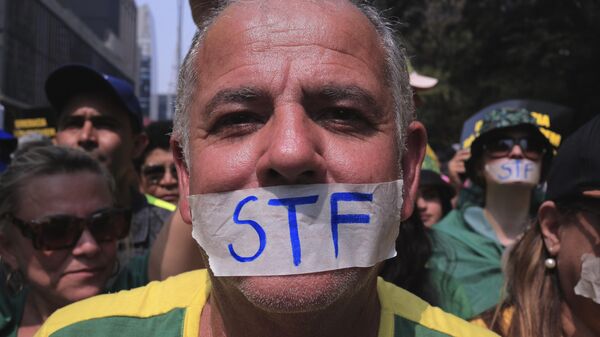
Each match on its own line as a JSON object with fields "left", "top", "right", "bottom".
{"left": 139, "top": 148, "right": 179, "bottom": 203}
{"left": 55, "top": 93, "right": 139, "bottom": 179}
{"left": 176, "top": 0, "right": 425, "bottom": 313}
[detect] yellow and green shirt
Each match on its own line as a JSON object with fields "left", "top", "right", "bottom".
{"left": 36, "top": 269, "right": 498, "bottom": 337}
{"left": 1, "top": 254, "right": 149, "bottom": 337}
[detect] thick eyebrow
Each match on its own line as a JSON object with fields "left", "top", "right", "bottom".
{"left": 304, "top": 85, "right": 383, "bottom": 116}
{"left": 204, "top": 87, "right": 267, "bottom": 117}
{"left": 58, "top": 114, "right": 83, "bottom": 122}
{"left": 57, "top": 114, "right": 118, "bottom": 126}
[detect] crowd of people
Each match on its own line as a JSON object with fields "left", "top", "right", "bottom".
{"left": 0, "top": 1, "right": 598, "bottom": 337}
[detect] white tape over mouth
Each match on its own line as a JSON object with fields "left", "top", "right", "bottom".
{"left": 574, "top": 253, "right": 600, "bottom": 304}
{"left": 190, "top": 180, "right": 403, "bottom": 277}
{"left": 484, "top": 158, "right": 541, "bottom": 185}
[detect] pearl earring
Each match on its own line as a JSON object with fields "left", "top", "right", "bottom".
{"left": 544, "top": 257, "right": 557, "bottom": 269}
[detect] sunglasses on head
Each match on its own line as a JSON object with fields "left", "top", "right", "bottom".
{"left": 142, "top": 163, "right": 178, "bottom": 185}
{"left": 483, "top": 136, "right": 547, "bottom": 160}
{"left": 8, "top": 208, "right": 131, "bottom": 250}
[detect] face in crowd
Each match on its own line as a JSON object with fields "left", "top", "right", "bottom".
{"left": 540, "top": 197, "right": 600, "bottom": 333}
{"left": 417, "top": 186, "right": 444, "bottom": 227}
{"left": 0, "top": 169, "right": 123, "bottom": 308}
{"left": 480, "top": 128, "right": 547, "bottom": 188}
{"left": 139, "top": 148, "right": 179, "bottom": 203}
{"left": 54, "top": 92, "right": 146, "bottom": 179}
{"left": 173, "top": 0, "right": 425, "bottom": 313}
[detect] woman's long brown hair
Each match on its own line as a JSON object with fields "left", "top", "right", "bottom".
{"left": 481, "top": 214, "right": 567, "bottom": 337}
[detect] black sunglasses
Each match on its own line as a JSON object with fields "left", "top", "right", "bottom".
{"left": 483, "top": 136, "right": 547, "bottom": 160}
{"left": 142, "top": 163, "right": 178, "bottom": 185}
{"left": 8, "top": 208, "right": 131, "bottom": 250}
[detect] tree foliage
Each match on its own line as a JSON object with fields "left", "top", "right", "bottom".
{"left": 373, "top": 0, "right": 600, "bottom": 151}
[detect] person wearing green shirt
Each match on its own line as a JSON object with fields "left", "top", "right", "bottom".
{"left": 428, "top": 107, "right": 554, "bottom": 319}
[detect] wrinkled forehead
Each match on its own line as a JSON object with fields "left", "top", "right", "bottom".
{"left": 198, "top": 0, "right": 387, "bottom": 79}
{"left": 61, "top": 92, "right": 125, "bottom": 117}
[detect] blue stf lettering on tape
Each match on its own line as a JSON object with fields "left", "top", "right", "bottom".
{"left": 268, "top": 195, "right": 319, "bottom": 266}
{"left": 330, "top": 192, "right": 373, "bottom": 258}
{"left": 498, "top": 163, "right": 512, "bottom": 180}
{"left": 514, "top": 159, "right": 522, "bottom": 178}
{"left": 228, "top": 195, "right": 267, "bottom": 263}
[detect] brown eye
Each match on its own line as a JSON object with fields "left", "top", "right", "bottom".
{"left": 316, "top": 107, "right": 376, "bottom": 135}
{"left": 91, "top": 117, "right": 120, "bottom": 130}
{"left": 59, "top": 116, "right": 85, "bottom": 130}
{"left": 210, "top": 112, "right": 265, "bottom": 137}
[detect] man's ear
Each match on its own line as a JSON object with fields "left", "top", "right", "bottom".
{"left": 400, "top": 121, "right": 427, "bottom": 221}
{"left": 132, "top": 132, "right": 149, "bottom": 159}
{"left": 0, "top": 232, "right": 18, "bottom": 271}
{"left": 538, "top": 200, "right": 562, "bottom": 255}
{"left": 171, "top": 139, "right": 192, "bottom": 224}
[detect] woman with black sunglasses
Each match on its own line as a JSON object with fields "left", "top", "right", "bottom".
{"left": 426, "top": 107, "right": 554, "bottom": 320}
{"left": 474, "top": 113, "right": 600, "bottom": 337}
{"left": 0, "top": 146, "right": 149, "bottom": 337}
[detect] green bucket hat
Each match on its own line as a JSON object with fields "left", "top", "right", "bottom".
{"left": 465, "top": 107, "right": 553, "bottom": 185}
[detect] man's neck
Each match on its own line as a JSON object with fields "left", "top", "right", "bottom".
{"left": 21, "top": 290, "right": 64, "bottom": 335}
{"left": 200, "top": 275, "right": 381, "bottom": 337}
{"left": 484, "top": 184, "right": 533, "bottom": 246}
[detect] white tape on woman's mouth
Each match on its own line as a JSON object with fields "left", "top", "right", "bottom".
{"left": 574, "top": 253, "right": 600, "bottom": 304}
{"left": 485, "top": 158, "right": 541, "bottom": 186}
{"left": 190, "top": 180, "right": 403, "bottom": 276}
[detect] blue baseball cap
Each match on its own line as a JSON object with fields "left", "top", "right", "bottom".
{"left": 0, "top": 129, "right": 17, "bottom": 173}
{"left": 0, "top": 129, "right": 16, "bottom": 141}
{"left": 45, "top": 64, "right": 143, "bottom": 132}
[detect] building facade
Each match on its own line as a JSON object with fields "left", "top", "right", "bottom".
{"left": 137, "top": 5, "right": 156, "bottom": 120}
{"left": 0, "top": 0, "right": 137, "bottom": 134}
{"left": 55, "top": 0, "right": 138, "bottom": 84}
{"left": 152, "top": 93, "right": 175, "bottom": 121}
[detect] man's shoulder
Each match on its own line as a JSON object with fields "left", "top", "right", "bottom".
{"left": 131, "top": 192, "right": 173, "bottom": 221}
{"left": 377, "top": 278, "right": 498, "bottom": 337}
{"left": 35, "top": 270, "right": 210, "bottom": 337}
{"left": 128, "top": 190, "right": 172, "bottom": 254}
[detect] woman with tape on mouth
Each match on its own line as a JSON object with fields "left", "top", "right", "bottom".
{"left": 427, "top": 107, "right": 554, "bottom": 319}
{"left": 475, "top": 113, "right": 600, "bottom": 337}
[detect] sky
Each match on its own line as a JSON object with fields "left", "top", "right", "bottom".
{"left": 135, "top": 0, "right": 197, "bottom": 94}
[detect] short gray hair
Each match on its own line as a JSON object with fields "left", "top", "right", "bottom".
{"left": 173, "top": 1, "right": 414, "bottom": 167}
{"left": 0, "top": 145, "right": 115, "bottom": 231}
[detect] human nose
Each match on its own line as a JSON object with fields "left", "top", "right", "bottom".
{"left": 508, "top": 143, "right": 525, "bottom": 159}
{"left": 160, "top": 165, "right": 178, "bottom": 187}
{"left": 77, "top": 120, "right": 98, "bottom": 151}
{"left": 71, "top": 229, "right": 101, "bottom": 256}
{"left": 256, "top": 106, "right": 326, "bottom": 185}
